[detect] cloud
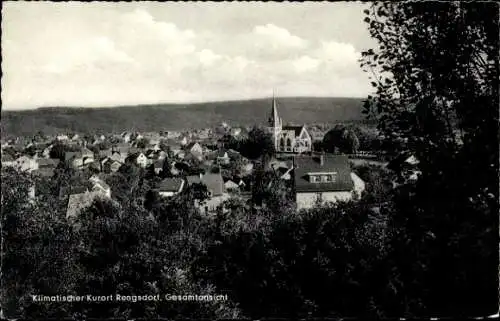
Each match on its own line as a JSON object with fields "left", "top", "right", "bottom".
{"left": 292, "top": 56, "right": 321, "bottom": 73}
{"left": 313, "top": 40, "right": 361, "bottom": 68}
{"left": 2, "top": 5, "right": 372, "bottom": 109}
{"left": 253, "top": 23, "right": 307, "bottom": 48}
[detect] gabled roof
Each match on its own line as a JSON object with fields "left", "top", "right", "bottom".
{"left": 157, "top": 177, "right": 184, "bottom": 192}
{"left": 224, "top": 180, "right": 239, "bottom": 189}
{"left": 185, "top": 142, "right": 201, "bottom": 150}
{"left": 387, "top": 152, "right": 419, "bottom": 171}
{"left": 1, "top": 152, "right": 15, "bottom": 162}
{"left": 186, "top": 173, "right": 224, "bottom": 196}
{"left": 66, "top": 191, "right": 102, "bottom": 219}
{"left": 293, "top": 155, "right": 354, "bottom": 193}
{"left": 217, "top": 149, "right": 229, "bottom": 158}
{"left": 32, "top": 167, "right": 55, "bottom": 178}
{"left": 64, "top": 151, "right": 81, "bottom": 162}
{"left": 282, "top": 125, "right": 305, "bottom": 137}
{"left": 60, "top": 185, "right": 89, "bottom": 198}
{"left": 154, "top": 158, "right": 165, "bottom": 168}
{"left": 37, "top": 158, "right": 60, "bottom": 168}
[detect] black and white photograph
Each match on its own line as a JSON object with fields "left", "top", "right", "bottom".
{"left": 1, "top": 1, "right": 498, "bottom": 319}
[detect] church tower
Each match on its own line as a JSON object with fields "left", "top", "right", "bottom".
{"left": 267, "top": 90, "right": 282, "bottom": 150}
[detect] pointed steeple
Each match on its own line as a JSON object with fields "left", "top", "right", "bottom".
{"left": 269, "top": 88, "right": 281, "bottom": 128}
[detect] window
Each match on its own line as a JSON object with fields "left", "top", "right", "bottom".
{"left": 310, "top": 175, "right": 319, "bottom": 183}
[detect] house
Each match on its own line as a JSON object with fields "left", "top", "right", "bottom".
{"left": 66, "top": 191, "right": 107, "bottom": 220}
{"left": 267, "top": 94, "right": 312, "bottom": 153}
{"left": 216, "top": 150, "right": 230, "bottom": 165}
{"left": 186, "top": 173, "right": 229, "bottom": 214}
{"left": 126, "top": 152, "right": 148, "bottom": 168}
{"left": 102, "top": 158, "right": 122, "bottom": 173}
{"left": 230, "top": 127, "right": 242, "bottom": 138}
{"left": 14, "top": 155, "right": 39, "bottom": 172}
{"left": 112, "top": 143, "right": 130, "bottom": 155}
{"left": 59, "top": 185, "right": 89, "bottom": 200}
{"left": 147, "top": 142, "right": 161, "bottom": 152}
{"left": 387, "top": 152, "right": 419, "bottom": 172}
{"left": 179, "top": 136, "right": 189, "bottom": 146}
{"left": 1, "top": 152, "right": 16, "bottom": 167}
{"left": 99, "top": 149, "right": 113, "bottom": 158}
{"left": 156, "top": 178, "right": 185, "bottom": 197}
{"left": 386, "top": 152, "right": 420, "bottom": 182}
{"left": 110, "top": 151, "right": 127, "bottom": 163}
{"left": 36, "top": 158, "right": 60, "bottom": 175}
{"left": 32, "top": 167, "right": 56, "bottom": 178}
{"left": 57, "top": 135, "right": 69, "bottom": 141}
{"left": 42, "top": 145, "right": 53, "bottom": 158}
{"left": 224, "top": 180, "right": 240, "bottom": 191}
{"left": 185, "top": 142, "right": 204, "bottom": 159}
{"left": 64, "top": 152, "right": 83, "bottom": 169}
{"left": 293, "top": 154, "right": 365, "bottom": 210}
{"left": 121, "top": 132, "right": 134, "bottom": 143}
{"left": 153, "top": 159, "right": 165, "bottom": 175}
{"left": 89, "top": 175, "right": 111, "bottom": 198}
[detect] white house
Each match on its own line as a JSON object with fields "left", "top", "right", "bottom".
{"left": 224, "top": 180, "right": 240, "bottom": 191}
{"left": 293, "top": 154, "right": 365, "bottom": 211}
{"left": 186, "top": 173, "right": 229, "bottom": 214}
{"left": 216, "top": 150, "right": 230, "bottom": 165}
{"left": 14, "top": 156, "right": 39, "bottom": 172}
{"left": 127, "top": 152, "right": 148, "bottom": 168}
{"left": 89, "top": 175, "right": 112, "bottom": 198}
{"left": 57, "top": 135, "right": 69, "bottom": 141}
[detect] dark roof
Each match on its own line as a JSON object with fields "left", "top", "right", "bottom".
{"left": 157, "top": 178, "right": 184, "bottom": 192}
{"left": 32, "top": 167, "right": 55, "bottom": 178}
{"left": 185, "top": 142, "right": 201, "bottom": 150}
{"left": 37, "top": 158, "right": 60, "bottom": 168}
{"left": 386, "top": 152, "right": 418, "bottom": 171}
{"left": 217, "top": 149, "right": 229, "bottom": 157}
{"left": 283, "top": 125, "right": 305, "bottom": 137}
{"left": 154, "top": 159, "right": 165, "bottom": 168}
{"left": 1, "top": 152, "right": 15, "bottom": 162}
{"left": 293, "top": 155, "right": 353, "bottom": 192}
{"left": 186, "top": 173, "right": 224, "bottom": 196}
{"left": 64, "top": 151, "right": 80, "bottom": 162}
{"left": 59, "top": 185, "right": 89, "bottom": 198}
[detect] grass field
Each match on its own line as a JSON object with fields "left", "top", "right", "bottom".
{"left": 1, "top": 97, "right": 370, "bottom": 138}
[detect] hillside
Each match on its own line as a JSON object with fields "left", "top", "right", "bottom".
{"left": 1, "top": 97, "right": 369, "bottom": 138}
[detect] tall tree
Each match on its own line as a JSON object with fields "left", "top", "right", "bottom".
{"left": 361, "top": 2, "right": 498, "bottom": 317}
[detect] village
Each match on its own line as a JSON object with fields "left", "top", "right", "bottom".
{"left": 0, "top": 96, "right": 420, "bottom": 220}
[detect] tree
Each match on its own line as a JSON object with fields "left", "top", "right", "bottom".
{"left": 241, "top": 126, "right": 275, "bottom": 160}
{"left": 135, "top": 138, "right": 150, "bottom": 149}
{"left": 361, "top": 2, "right": 498, "bottom": 317}
{"left": 323, "top": 125, "right": 360, "bottom": 154}
{"left": 49, "top": 142, "right": 79, "bottom": 160}
{"left": 193, "top": 200, "right": 388, "bottom": 318}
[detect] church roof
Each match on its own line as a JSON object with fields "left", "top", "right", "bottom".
{"left": 282, "top": 125, "right": 305, "bottom": 136}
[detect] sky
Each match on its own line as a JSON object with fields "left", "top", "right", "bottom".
{"left": 2, "top": 1, "right": 377, "bottom": 110}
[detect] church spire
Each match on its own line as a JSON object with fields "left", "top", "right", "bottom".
{"left": 269, "top": 88, "right": 281, "bottom": 128}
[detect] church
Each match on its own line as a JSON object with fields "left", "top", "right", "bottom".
{"left": 267, "top": 95, "right": 312, "bottom": 154}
